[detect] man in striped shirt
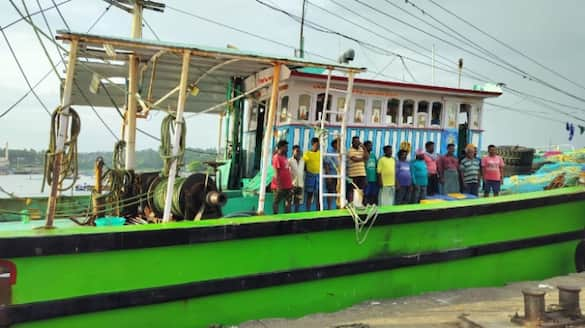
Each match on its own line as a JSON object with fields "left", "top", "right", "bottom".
{"left": 347, "top": 136, "right": 369, "bottom": 204}
{"left": 459, "top": 145, "right": 481, "bottom": 196}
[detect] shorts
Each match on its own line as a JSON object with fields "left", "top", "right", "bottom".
{"left": 273, "top": 188, "right": 293, "bottom": 205}
{"left": 304, "top": 172, "right": 319, "bottom": 193}
{"left": 325, "top": 178, "right": 337, "bottom": 193}
{"left": 348, "top": 176, "right": 366, "bottom": 195}
{"left": 483, "top": 180, "right": 501, "bottom": 194}
{"left": 293, "top": 186, "right": 303, "bottom": 201}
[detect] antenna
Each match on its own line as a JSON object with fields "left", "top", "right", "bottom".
{"left": 103, "top": 0, "right": 165, "bottom": 13}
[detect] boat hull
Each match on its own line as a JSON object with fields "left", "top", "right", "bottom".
{"left": 1, "top": 187, "right": 585, "bottom": 327}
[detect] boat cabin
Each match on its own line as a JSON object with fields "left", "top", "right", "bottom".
{"left": 243, "top": 71, "right": 501, "bottom": 177}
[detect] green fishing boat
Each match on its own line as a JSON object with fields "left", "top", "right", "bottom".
{"left": 1, "top": 2, "right": 585, "bottom": 328}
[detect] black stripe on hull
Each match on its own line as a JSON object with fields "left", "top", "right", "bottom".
{"left": 2, "top": 229, "right": 583, "bottom": 326}
{"left": 1, "top": 191, "right": 584, "bottom": 258}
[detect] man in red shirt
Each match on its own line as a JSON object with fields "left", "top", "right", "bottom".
{"left": 423, "top": 141, "right": 440, "bottom": 196}
{"left": 272, "top": 140, "right": 294, "bottom": 214}
{"left": 481, "top": 144, "right": 505, "bottom": 197}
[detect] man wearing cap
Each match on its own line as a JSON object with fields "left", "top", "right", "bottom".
{"left": 271, "top": 140, "right": 293, "bottom": 214}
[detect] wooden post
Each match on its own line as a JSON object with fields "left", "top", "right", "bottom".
{"left": 339, "top": 71, "right": 355, "bottom": 209}
{"left": 162, "top": 50, "right": 191, "bottom": 222}
{"left": 257, "top": 64, "right": 282, "bottom": 215}
{"left": 124, "top": 1, "right": 143, "bottom": 170}
{"left": 44, "top": 39, "right": 79, "bottom": 228}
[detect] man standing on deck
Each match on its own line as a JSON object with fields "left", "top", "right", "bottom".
{"left": 348, "top": 136, "right": 369, "bottom": 204}
{"left": 482, "top": 145, "right": 505, "bottom": 197}
{"left": 377, "top": 145, "right": 396, "bottom": 206}
{"left": 364, "top": 140, "right": 378, "bottom": 205}
{"left": 439, "top": 144, "right": 460, "bottom": 194}
{"left": 271, "top": 140, "right": 293, "bottom": 214}
{"left": 303, "top": 137, "right": 321, "bottom": 210}
{"left": 289, "top": 145, "right": 305, "bottom": 213}
{"left": 324, "top": 138, "right": 340, "bottom": 210}
{"left": 424, "top": 141, "right": 440, "bottom": 196}
{"left": 411, "top": 149, "right": 429, "bottom": 203}
{"left": 460, "top": 144, "right": 481, "bottom": 196}
{"left": 395, "top": 149, "right": 413, "bottom": 205}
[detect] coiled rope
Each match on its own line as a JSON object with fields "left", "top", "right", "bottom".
{"left": 159, "top": 114, "right": 186, "bottom": 177}
{"left": 41, "top": 106, "right": 80, "bottom": 192}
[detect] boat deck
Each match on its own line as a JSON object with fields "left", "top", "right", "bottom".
{"left": 0, "top": 186, "right": 583, "bottom": 238}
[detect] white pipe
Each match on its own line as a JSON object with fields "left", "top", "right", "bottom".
{"left": 162, "top": 50, "right": 191, "bottom": 222}
{"left": 339, "top": 71, "right": 355, "bottom": 209}
{"left": 45, "top": 39, "right": 79, "bottom": 227}
{"left": 124, "top": 1, "right": 143, "bottom": 170}
{"left": 319, "top": 69, "right": 333, "bottom": 211}
{"left": 257, "top": 64, "right": 282, "bottom": 215}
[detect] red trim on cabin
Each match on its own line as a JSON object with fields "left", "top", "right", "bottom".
{"left": 277, "top": 122, "right": 445, "bottom": 130}
{"left": 290, "top": 71, "right": 502, "bottom": 98}
{"left": 0, "top": 259, "right": 17, "bottom": 285}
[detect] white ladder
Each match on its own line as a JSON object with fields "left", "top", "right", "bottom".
{"left": 318, "top": 68, "right": 356, "bottom": 211}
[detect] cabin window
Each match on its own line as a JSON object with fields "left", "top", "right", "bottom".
{"left": 279, "top": 96, "right": 289, "bottom": 122}
{"left": 471, "top": 105, "right": 480, "bottom": 129}
{"left": 297, "top": 94, "right": 310, "bottom": 121}
{"left": 446, "top": 102, "right": 457, "bottom": 128}
{"left": 402, "top": 99, "right": 414, "bottom": 125}
{"left": 371, "top": 100, "right": 382, "bottom": 124}
{"left": 315, "top": 93, "right": 331, "bottom": 121}
{"left": 354, "top": 99, "right": 366, "bottom": 123}
{"left": 336, "top": 97, "right": 345, "bottom": 122}
{"left": 386, "top": 98, "right": 399, "bottom": 125}
{"left": 417, "top": 101, "right": 429, "bottom": 127}
{"left": 431, "top": 102, "right": 442, "bottom": 126}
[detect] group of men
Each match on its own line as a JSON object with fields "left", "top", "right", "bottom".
{"left": 271, "top": 136, "right": 505, "bottom": 214}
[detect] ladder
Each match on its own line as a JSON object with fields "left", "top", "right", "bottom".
{"left": 318, "top": 68, "right": 356, "bottom": 211}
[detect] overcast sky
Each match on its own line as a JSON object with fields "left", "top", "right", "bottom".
{"left": 1, "top": 0, "right": 584, "bottom": 152}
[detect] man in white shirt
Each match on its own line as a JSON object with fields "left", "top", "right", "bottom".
{"left": 288, "top": 145, "right": 305, "bottom": 212}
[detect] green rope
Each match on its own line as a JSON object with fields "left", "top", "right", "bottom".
{"left": 159, "top": 113, "right": 186, "bottom": 177}
{"left": 112, "top": 140, "right": 126, "bottom": 170}
{"left": 41, "top": 106, "right": 81, "bottom": 192}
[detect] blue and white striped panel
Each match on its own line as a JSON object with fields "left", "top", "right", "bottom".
{"left": 472, "top": 132, "right": 480, "bottom": 149}
{"left": 375, "top": 130, "right": 382, "bottom": 156}
{"left": 303, "top": 128, "right": 310, "bottom": 151}
{"left": 293, "top": 128, "right": 300, "bottom": 147}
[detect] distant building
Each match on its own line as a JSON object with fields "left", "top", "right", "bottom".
{"left": 0, "top": 143, "right": 9, "bottom": 175}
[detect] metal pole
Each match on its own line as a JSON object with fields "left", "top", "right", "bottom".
{"left": 257, "top": 64, "right": 282, "bottom": 215}
{"left": 339, "top": 71, "right": 355, "bottom": 209}
{"left": 124, "top": 1, "right": 143, "bottom": 170}
{"left": 299, "top": 0, "right": 307, "bottom": 58}
{"left": 45, "top": 39, "right": 79, "bottom": 228}
{"left": 162, "top": 50, "right": 191, "bottom": 222}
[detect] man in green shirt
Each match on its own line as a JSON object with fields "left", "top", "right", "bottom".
{"left": 364, "top": 141, "right": 378, "bottom": 205}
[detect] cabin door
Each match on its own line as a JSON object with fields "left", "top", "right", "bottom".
{"left": 458, "top": 104, "right": 471, "bottom": 157}
{"left": 253, "top": 100, "right": 267, "bottom": 171}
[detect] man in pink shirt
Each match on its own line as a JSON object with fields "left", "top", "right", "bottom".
{"left": 271, "top": 140, "right": 293, "bottom": 213}
{"left": 423, "top": 141, "right": 440, "bottom": 196}
{"left": 481, "top": 144, "right": 505, "bottom": 197}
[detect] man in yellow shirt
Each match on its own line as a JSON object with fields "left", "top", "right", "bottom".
{"left": 377, "top": 145, "right": 396, "bottom": 206}
{"left": 302, "top": 137, "right": 321, "bottom": 210}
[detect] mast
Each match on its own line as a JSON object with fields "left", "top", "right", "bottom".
{"left": 298, "top": 0, "right": 307, "bottom": 58}
{"left": 104, "top": 0, "right": 165, "bottom": 169}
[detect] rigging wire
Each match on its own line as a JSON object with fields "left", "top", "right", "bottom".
{"left": 143, "top": 17, "right": 160, "bottom": 41}
{"left": 0, "top": 28, "right": 51, "bottom": 115}
{"left": 485, "top": 102, "right": 565, "bottom": 125}
{"left": 425, "top": 0, "right": 585, "bottom": 93}
{"left": 354, "top": 0, "right": 585, "bottom": 105}
{"left": 50, "top": 0, "right": 71, "bottom": 30}
{"left": 0, "top": 0, "right": 73, "bottom": 31}
{"left": 0, "top": 2, "right": 112, "bottom": 118}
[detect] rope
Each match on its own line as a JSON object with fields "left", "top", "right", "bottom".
{"left": 41, "top": 106, "right": 80, "bottom": 193}
{"left": 347, "top": 203, "right": 380, "bottom": 245}
{"left": 112, "top": 140, "right": 126, "bottom": 170}
{"left": 159, "top": 114, "right": 186, "bottom": 177}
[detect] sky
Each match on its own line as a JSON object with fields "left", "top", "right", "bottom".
{"left": 0, "top": 0, "right": 584, "bottom": 152}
